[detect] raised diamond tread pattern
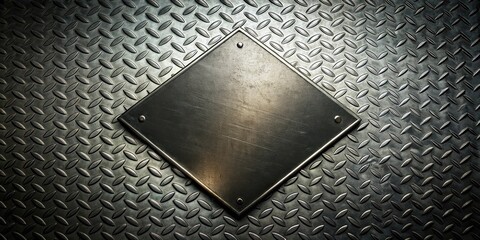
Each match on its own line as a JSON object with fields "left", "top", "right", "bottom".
{"left": 0, "top": 0, "right": 479, "bottom": 239}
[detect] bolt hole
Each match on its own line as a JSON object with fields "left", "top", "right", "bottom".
{"left": 236, "top": 198, "right": 243, "bottom": 205}
{"left": 139, "top": 115, "right": 146, "bottom": 122}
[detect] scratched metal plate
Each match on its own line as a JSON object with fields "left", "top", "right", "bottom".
{"left": 119, "top": 29, "right": 359, "bottom": 215}
{"left": 0, "top": 0, "right": 479, "bottom": 239}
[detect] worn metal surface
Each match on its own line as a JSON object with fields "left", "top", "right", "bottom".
{"left": 120, "top": 29, "right": 359, "bottom": 216}
{"left": 0, "top": 0, "right": 479, "bottom": 239}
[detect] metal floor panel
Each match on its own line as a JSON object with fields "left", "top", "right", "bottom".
{"left": 0, "top": 0, "right": 479, "bottom": 239}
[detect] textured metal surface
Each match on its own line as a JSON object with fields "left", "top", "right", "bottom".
{"left": 0, "top": 0, "right": 479, "bottom": 239}
{"left": 120, "top": 29, "right": 359, "bottom": 215}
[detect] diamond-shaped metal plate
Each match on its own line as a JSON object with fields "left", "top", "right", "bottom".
{"left": 119, "top": 29, "right": 359, "bottom": 215}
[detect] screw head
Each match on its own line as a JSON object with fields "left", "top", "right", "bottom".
{"left": 139, "top": 115, "right": 146, "bottom": 122}
{"left": 334, "top": 115, "right": 342, "bottom": 123}
{"left": 236, "top": 198, "right": 243, "bottom": 205}
{"left": 237, "top": 42, "right": 243, "bottom": 48}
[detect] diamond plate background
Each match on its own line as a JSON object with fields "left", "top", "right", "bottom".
{"left": 0, "top": 0, "right": 479, "bottom": 239}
